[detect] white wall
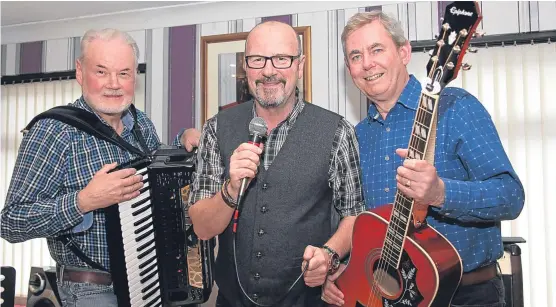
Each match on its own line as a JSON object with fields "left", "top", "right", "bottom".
{"left": 3, "top": 1, "right": 556, "bottom": 129}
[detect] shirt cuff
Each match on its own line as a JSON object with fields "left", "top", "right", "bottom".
{"left": 433, "top": 177, "right": 466, "bottom": 217}
{"left": 172, "top": 128, "right": 186, "bottom": 147}
{"left": 338, "top": 201, "right": 366, "bottom": 218}
{"left": 57, "top": 191, "right": 86, "bottom": 228}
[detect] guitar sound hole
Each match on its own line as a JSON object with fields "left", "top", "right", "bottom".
{"left": 372, "top": 260, "right": 401, "bottom": 297}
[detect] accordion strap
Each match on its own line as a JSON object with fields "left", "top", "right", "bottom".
{"left": 59, "top": 235, "right": 108, "bottom": 272}
{"left": 22, "top": 104, "right": 150, "bottom": 158}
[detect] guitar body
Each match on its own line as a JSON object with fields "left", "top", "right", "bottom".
{"left": 335, "top": 205, "right": 463, "bottom": 307}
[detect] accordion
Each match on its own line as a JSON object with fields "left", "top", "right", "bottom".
{"left": 104, "top": 145, "right": 215, "bottom": 307}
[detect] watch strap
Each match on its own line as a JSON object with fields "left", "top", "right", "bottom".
{"left": 323, "top": 245, "right": 340, "bottom": 275}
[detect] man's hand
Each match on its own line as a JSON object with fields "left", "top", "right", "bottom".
{"left": 228, "top": 142, "right": 263, "bottom": 199}
{"left": 180, "top": 128, "right": 201, "bottom": 152}
{"left": 395, "top": 148, "right": 445, "bottom": 207}
{"left": 302, "top": 245, "right": 330, "bottom": 287}
{"left": 321, "top": 263, "right": 346, "bottom": 306}
{"left": 77, "top": 163, "right": 144, "bottom": 213}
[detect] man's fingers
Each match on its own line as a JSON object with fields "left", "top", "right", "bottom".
{"left": 234, "top": 150, "right": 262, "bottom": 164}
{"left": 125, "top": 173, "right": 144, "bottom": 185}
{"left": 121, "top": 190, "right": 141, "bottom": 202}
{"left": 232, "top": 159, "right": 259, "bottom": 172}
{"left": 236, "top": 142, "right": 263, "bottom": 155}
{"left": 308, "top": 257, "right": 327, "bottom": 272}
{"left": 111, "top": 167, "right": 137, "bottom": 179}
{"left": 98, "top": 162, "right": 118, "bottom": 174}
{"left": 303, "top": 245, "right": 316, "bottom": 261}
{"left": 322, "top": 280, "right": 345, "bottom": 306}
{"left": 395, "top": 148, "right": 408, "bottom": 158}
{"left": 326, "top": 282, "right": 344, "bottom": 300}
{"left": 125, "top": 181, "right": 144, "bottom": 194}
{"left": 229, "top": 166, "right": 257, "bottom": 182}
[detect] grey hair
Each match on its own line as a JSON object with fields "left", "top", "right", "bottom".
{"left": 79, "top": 28, "right": 140, "bottom": 69}
{"left": 341, "top": 11, "right": 407, "bottom": 59}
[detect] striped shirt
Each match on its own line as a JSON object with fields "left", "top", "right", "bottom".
{"left": 356, "top": 75, "right": 525, "bottom": 272}
{"left": 0, "top": 96, "right": 181, "bottom": 270}
{"left": 188, "top": 98, "right": 366, "bottom": 218}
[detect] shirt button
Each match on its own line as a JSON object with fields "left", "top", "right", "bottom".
{"left": 254, "top": 273, "right": 261, "bottom": 280}
{"left": 385, "top": 187, "right": 390, "bottom": 192}
{"left": 256, "top": 251, "right": 263, "bottom": 258}
{"left": 258, "top": 229, "right": 265, "bottom": 236}
{"left": 261, "top": 206, "right": 268, "bottom": 213}
{"left": 385, "top": 155, "right": 390, "bottom": 161}
{"left": 386, "top": 127, "right": 391, "bottom": 132}
{"left": 253, "top": 293, "right": 259, "bottom": 301}
{"left": 262, "top": 183, "right": 268, "bottom": 190}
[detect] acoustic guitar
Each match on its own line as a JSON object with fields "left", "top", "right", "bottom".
{"left": 335, "top": 2, "right": 483, "bottom": 306}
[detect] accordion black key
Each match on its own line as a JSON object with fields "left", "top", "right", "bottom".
{"left": 104, "top": 145, "right": 215, "bottom": 307}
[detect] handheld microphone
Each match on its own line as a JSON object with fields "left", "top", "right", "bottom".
{"left": 237, "top": 117, "right": 267, "bottom": 203}
{"left": 232, "top": 117, "right": 267, "bottom": 233}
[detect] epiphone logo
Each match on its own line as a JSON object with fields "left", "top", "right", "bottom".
{"left": 450, "top": 7, "right": 473, "bottom": 16}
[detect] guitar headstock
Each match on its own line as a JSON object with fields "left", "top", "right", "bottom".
{"left": 425, "top": 1, "right": 482, "bottom": 94}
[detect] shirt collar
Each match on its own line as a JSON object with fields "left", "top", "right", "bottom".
{"left": 366, "top": 74, "right": 421, "bottom": 121}
{"left": 74, "top": 95, "right": 135, "bottom": 131}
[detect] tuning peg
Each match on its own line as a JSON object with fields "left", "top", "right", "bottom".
{"left": 473, "top": 31, "right": 486, "bottom": 38}
{"left": 467, "top": 47, "right": 478, "bottom": 53}
{"left": 440, "top": 17, "right": 444, "bottom": 22}
{"left": 446, "top": 62, "right": 455, "bottom": 70}
{"left": 462, "top": 63, "right": 472, "bottom": 71}
{"left": 428, "top": 49, "right": 434, "bottom": 56}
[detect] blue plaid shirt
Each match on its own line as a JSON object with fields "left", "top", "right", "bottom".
{"left": 1, "top": 96, "right": 182, "bottom": 270}
{"left": 356, "top": 75, "right": 525, "bottom": 272}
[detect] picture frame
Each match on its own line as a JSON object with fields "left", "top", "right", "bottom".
{"left": 200, "top": 26, "right": 312, "bottom": 125}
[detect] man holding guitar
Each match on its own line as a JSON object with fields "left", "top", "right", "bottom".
{"left": 322, "top": 5, "right": 525, "bottom": 307}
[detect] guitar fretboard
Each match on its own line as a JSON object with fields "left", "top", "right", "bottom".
{"left": 381, "top": 92, "right": 439, "bottom": 269}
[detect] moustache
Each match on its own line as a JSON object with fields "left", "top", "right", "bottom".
{"left": 103, "top": 90, "right": 124, "bottom": 96}
{"left": 255, "top": 77, "right": 286, "bottom": 85}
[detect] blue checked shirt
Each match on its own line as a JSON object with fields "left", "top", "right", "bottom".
{"left": 1, "top": 96, "right": 182, "bottom": 270}
{"left": 356, "top": 75, "right": 525, "bottom": 272}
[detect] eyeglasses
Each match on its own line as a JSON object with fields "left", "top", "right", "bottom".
{"left": 245, "top": 55, "right": 300, "bottom": 69}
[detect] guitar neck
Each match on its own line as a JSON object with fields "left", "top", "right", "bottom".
{"left": 381, "top": 91, "right": 440, "bottom": 269}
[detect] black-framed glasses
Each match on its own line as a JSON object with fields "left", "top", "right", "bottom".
{"left": 245, "top": 55, "right": 300, "bottom": 69}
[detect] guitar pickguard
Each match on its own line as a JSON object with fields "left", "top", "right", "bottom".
{"left": 358, "top": 251, "right": 424, "bottom": 307}
{"left": 386, "top": 251, "right": 424, "bottom": 306}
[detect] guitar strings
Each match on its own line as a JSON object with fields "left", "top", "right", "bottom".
{"left": 365, "top": 81, "right": 436, "bottom": 306}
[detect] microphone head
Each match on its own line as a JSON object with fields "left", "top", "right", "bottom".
{"left": 249, "top": 117, "right": 268, "bottom": 137}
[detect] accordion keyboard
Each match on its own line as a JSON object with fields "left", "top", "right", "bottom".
{"left": 105, "top": 146, "right": 214, "bottom": 307}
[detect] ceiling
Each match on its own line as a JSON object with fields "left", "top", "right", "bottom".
{"left": 1, "top": 1, "right": 199, "bottom": 26}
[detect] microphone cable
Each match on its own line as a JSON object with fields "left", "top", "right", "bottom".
{"left": 231, "top": 191, "right": 309, "bottom": 306}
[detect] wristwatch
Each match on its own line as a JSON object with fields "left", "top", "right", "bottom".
{"left": 323, "top": 245, "right": 340, "bottom": 275}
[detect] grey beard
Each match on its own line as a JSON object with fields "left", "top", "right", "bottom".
{"left": 254, "top": 88, "right": 286, "bottom": 109}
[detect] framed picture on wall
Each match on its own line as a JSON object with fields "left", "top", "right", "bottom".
{"left": 200, "top": 26, "right": 312, "bottom": 125}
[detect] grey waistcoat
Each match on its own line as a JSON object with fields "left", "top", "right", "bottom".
{"left": 214, "top": 100, "right": 342, "bottom": 307}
